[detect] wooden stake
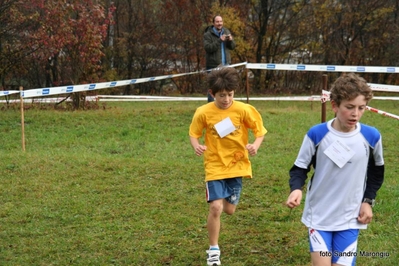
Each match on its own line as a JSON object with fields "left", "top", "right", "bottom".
{"left": 246, "top": 67, "right": 249, "bottom": 103}
{"left": 321, "top": 75, "right": 327, "bottom": 123}
{"left": 20, "top": 86, "right": 26, "bottom": 151}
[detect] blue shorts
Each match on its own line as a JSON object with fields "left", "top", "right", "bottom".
{"left": 308, "top": 228, "right": 359, "bottom": 266}
{"left": 206, "top": 177, "right": 242, "bottom": 205}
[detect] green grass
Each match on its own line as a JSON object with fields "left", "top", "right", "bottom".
{"left": 1, "top": 99, "right": 398, "bottom": 265}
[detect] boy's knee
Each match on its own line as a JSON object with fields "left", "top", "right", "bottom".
{"left": 209, "top": 201, "right": 223, "bottom": 215}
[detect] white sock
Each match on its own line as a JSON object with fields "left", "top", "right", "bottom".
{"left": 210, "top": 245, "right": 219, "bottom": 250}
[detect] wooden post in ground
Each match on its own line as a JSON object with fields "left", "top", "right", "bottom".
{"left": 321, "top": 74, "right": 327, "bottom": 123}
{"left": 246, "top": 67, "right": 249, "bottom": 103}
{"left": 20, "top": 86, "right": 26, "bottom": 151}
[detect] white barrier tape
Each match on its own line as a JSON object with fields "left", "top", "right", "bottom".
{"left": 97, "top": 95, "right": 399, "bottom": 101}
{"left": 21, "top": 62, "right": 247, "bottom": 99}
{"left": 7, "top": 62, "right": 399, "bottom": 99}
{"left": 321, "top": 90, "right": 399, "bottom": 101}
{"left": 1, "top": 95, "right": 324, "bottom": 103}
{"left": 210, "top": 62, "right": 247, "bottom": 69}
{"left": 368, "top": 83, "right": 399, "bottom": 92}
{"left": 13, "top": 80, "right": 399, "bottom": 99}
{"left": 98, "top": 95, "right": 182, "bottom": 99}
{"left": 366, "top": 106, "right": 399, "bottom": 121}
{"left": 374, "top": 96, "right": 399, "bottom": 100}
{"left": 21, "top": 75, "right": 186, "bottom": 98}
{"left": 3, "top": 94, "right": 399, "bottom": 103}
{"left": 96, "top": 95, "right": 323, "bottom": 101}
{"left": 247, "top": 63, "right": 399, "bottom": 73}
{"left": 0, "top": 91, "right": 19, "bottom": 97}
{"left": 4, "top": 62, "right": 398, "bottom": 99}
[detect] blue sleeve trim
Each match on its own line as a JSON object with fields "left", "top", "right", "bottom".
{"left": 360, "top": 124, "right": 381, "bottom": 148}
{"left": 307, "top": 123, "right": 329, "bottom": 146}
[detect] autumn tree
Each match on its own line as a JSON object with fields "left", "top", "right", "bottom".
{"left": 307, "top": 0, "right": 399, "bottom": 84}
{"left": 242, "top": 0, "right": 314, "bottom": 92}
{"left": 0, "top": 0, "right": 32, "bottom": 90}
{"left": 158, "top": 0, "right": 212, "bottom": 94}
{"left": 1, "top": 0, "right": 110, "bottom": 108}
{"left": 107, "top": 0, "right": 177, "bottom": 95}
{"left": 3, "top": 0, "right": 399, "bottom": 99}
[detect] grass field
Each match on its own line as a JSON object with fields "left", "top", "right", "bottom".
{"left": 1, "top": 99, "right": 398, "bottom": 265}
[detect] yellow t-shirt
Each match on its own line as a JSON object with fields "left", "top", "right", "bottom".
{"left": 189, "top": 101, "right": 267, "bottom": 181}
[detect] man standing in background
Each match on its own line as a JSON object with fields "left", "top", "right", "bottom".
{"left": 204, "top": 15, "right": 236, "bottom": 102}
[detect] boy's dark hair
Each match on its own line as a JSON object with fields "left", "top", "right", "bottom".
{"left": 208, "top": 67, "right": 240, "bottom": 95}
{"left": 330, "top": 73, "right": 373, "bottom": 106}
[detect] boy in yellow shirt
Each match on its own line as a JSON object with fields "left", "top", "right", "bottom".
{"left": 189, "top": 67, "right": 267, "bottom": 266}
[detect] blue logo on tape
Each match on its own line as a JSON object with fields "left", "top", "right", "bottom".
{"left": 130, "top": 79, "right": 137, "bottom": 84}
{"left": 267, "top": 64, "right": 276, "bottom": 69}
{"left": 66, "top": 86, "right": 74, "bottom": 92}
{"left": 109, "top": 82, "right": 116, "bottom": 87}
{"left": 357, "top": 67, "right": 365, "bottom": 72}
{"left": 89, "top": 84, "right": 96, "bottom": 90}
{"left": 327, "top": 66, "right": 336, "bottom": 71}
{"left": 42, "top": 89, "right": 50, "bottom": 95}
{"left": 387, "top": 67, "right": 395, "bottom": 72}
{"left": 297, "top": 65, "right": 305, "bottom": 70}
{"left": 149, "top": 77, "right": 156, "bottom": 81}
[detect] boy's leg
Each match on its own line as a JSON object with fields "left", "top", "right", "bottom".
{"left": 205, "top": 178, "right": 242, "bottom": 243}
{"left": 206, "top": 199, "right": 236, "bottom": 246}
{"left": 331, "top": 229, "right": 359, "bottom": 266}
{"left": 207, "top": 199, "right": 238, "bottom": 244}
{"left": 308, "top": 228, "right": 359, "bottom": 266}
{"left": 207, "top": 199, "right": 224, "bottom": 246}
{"left": 207, "top": 199, "right": 223, "bottom": 265}
{"left": 205, "top": 178, "right": 242, "bottom": 265}
{"left": 311, "top": 252, "right": 333, "bottom": 266}
{"left": 222, "top": 199, "right": 237, "bottom": 215}
{"left": 308, "top": 228, "right": 333, "bottom": 266}
{"left": 223, "top": 177, "right": 242, "bottom": 215}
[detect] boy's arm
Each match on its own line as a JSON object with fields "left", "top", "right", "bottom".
{"left": 289, "top": 165, "right": 310, "bottom": 191}
{"left": 245, "top": 135, "right": 264, "bottom": 156}
{"left": 357, "top": 162, "right": 384, "bottom": 224}
{"left": 286, "top": 165, "right": 309, "bottom": 208}
{"left": 190, "top": 136, "right": 207, "bottom": 156}
{"left": 363, "top": 164, "right": 384, "bottom": 200}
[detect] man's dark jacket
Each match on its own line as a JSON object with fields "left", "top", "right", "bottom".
{"left": 203, "top": 26, "right": 236, "bottom": 69}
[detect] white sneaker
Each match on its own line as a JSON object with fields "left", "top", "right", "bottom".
{"left": 206, "top": 249, "right": 221, "bottom": 266}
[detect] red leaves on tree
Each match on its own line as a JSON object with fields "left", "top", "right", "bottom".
{"left": 14, "top": 0, "right": 114, "bottom": 85}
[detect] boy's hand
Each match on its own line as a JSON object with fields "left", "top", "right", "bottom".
{"left": 194, "top": 145, "right": 207, "bottom": 156}
{"left": 245, "top": 143, "right": 259, "bottom": 156}
{"left": 286, "top": 189, "right": 302, "bottom": 208}
{"left": 246, "top": 136, "right": 264, "bottom": 156}
{"left": 358, "top": 203, "right": 373, "bottom": 224}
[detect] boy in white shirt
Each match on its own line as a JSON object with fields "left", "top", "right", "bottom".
{"left": 286, "top": 73, "right": 385, "bottom": 266}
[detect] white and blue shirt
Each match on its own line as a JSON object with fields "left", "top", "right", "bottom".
{"left": 289, "top": 119, "right": 384, "bottom": 231}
